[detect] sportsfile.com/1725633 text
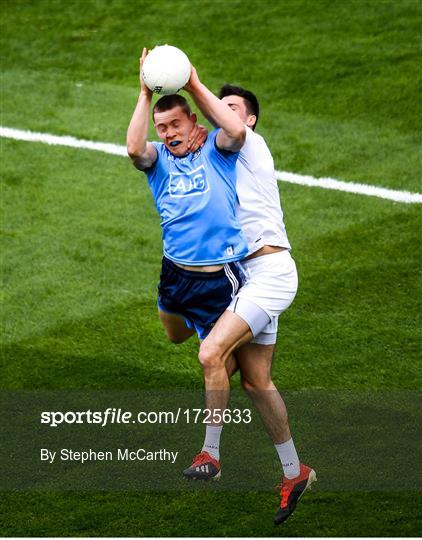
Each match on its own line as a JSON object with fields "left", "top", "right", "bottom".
{"left": 40, "top": 408, "right": 252, "bottom": 427}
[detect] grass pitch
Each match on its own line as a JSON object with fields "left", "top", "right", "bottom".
{"left": 1, "top": 0, "right": 421, "bottom": 536}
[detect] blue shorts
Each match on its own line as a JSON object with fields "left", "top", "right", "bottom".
{"left": 157, "top": 256, "right": 242, "bottom": 339}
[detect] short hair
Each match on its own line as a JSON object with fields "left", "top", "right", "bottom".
{"left": 218, "top": 84, "right": 260, "bottom": 130}
{"left": 152, "top": 94, "right": 192, "bottom": 120}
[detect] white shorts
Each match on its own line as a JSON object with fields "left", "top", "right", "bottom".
{"left": 227, "top": 250, "right": 298, "bottom": 345}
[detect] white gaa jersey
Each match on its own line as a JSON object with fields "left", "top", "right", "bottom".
{"left": 236, "top": 126, "right": 291, "bottom": 256}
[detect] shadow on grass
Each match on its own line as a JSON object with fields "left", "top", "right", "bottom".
{"left": 0, "top": 299, "right": 202, "bottom": 390}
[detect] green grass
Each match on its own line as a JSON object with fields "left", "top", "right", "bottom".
{"left": 1, "top": 0, "right": 421, "bottom": 536}
{"left": 0, "top": 491, "right": 421, "bottom": 537}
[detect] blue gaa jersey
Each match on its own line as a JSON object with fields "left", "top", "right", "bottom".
{"left": 145, "top": 129, "right": 248, "bottom": 266}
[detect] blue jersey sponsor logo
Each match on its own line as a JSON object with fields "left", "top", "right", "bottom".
{"left": 169, "top": 165, "right": 209, "bottom": 198}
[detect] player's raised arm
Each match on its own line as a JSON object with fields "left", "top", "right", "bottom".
{"left": 127, "top": 48, "right": 158, "bottom": 171}
{"left": 184, "top": 67, "right": 245, "bottom": 152}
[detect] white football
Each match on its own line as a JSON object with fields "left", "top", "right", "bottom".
{"left": 142, "top": 45, "right": 191, "bottom": 95}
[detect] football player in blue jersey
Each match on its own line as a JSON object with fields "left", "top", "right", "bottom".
{"left": 127, "top": 47, "right": 248, "bottom": 458}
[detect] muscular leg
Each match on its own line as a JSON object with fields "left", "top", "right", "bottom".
{"left": 236, "top": 342, "right": 291, "bottom": 443}
{"left": 226, "top": 353, "right": 239, "bottom": 378}
{"left": 198, "top": 310, "right": 253, "bottom": 421}
{"left": 158, "top": 308, "right": 196, "bottom": 344}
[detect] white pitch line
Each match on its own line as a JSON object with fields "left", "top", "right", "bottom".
{"left": 0, "top": 126, "right": 127, "bottom": 157}
{"left": 275, "top": 171, "right": 422, "bottom": 204}
{"left": 1, "top": 126, "right": 421, "bottom": 204}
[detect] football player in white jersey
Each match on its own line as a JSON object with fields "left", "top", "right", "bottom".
{"left": 183, "top": 85, "right": 316, "bottom": 525}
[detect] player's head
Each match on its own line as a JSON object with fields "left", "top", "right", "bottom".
{"left": 218, "top": 84, "right": 259, "bottom": 130}
{"left": 153, "top": 94, "right": 197, "bottom": 156}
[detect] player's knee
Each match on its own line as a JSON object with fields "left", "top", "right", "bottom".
{"left": 198, "top": 341, "right": 224, "bottom": 373}
{"left": 241, "top": 377, "right": 255, "bottom": 394}
{"left": 241, "top": 375, "right": 272, "bottom": 394}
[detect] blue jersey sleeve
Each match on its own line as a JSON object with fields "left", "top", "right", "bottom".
{"left": 142, "top": 141, "right": 162, "bottom": 177}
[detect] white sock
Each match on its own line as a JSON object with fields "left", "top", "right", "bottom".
{"left": 275, "top": 438, "right": 300, "bottom": 479}
{"left": 202, "top": 425, "right": 223, "bottom": 460}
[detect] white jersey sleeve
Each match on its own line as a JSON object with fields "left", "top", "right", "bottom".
{"left": 236, "top": 126, "right": 291, "bottom": 255}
